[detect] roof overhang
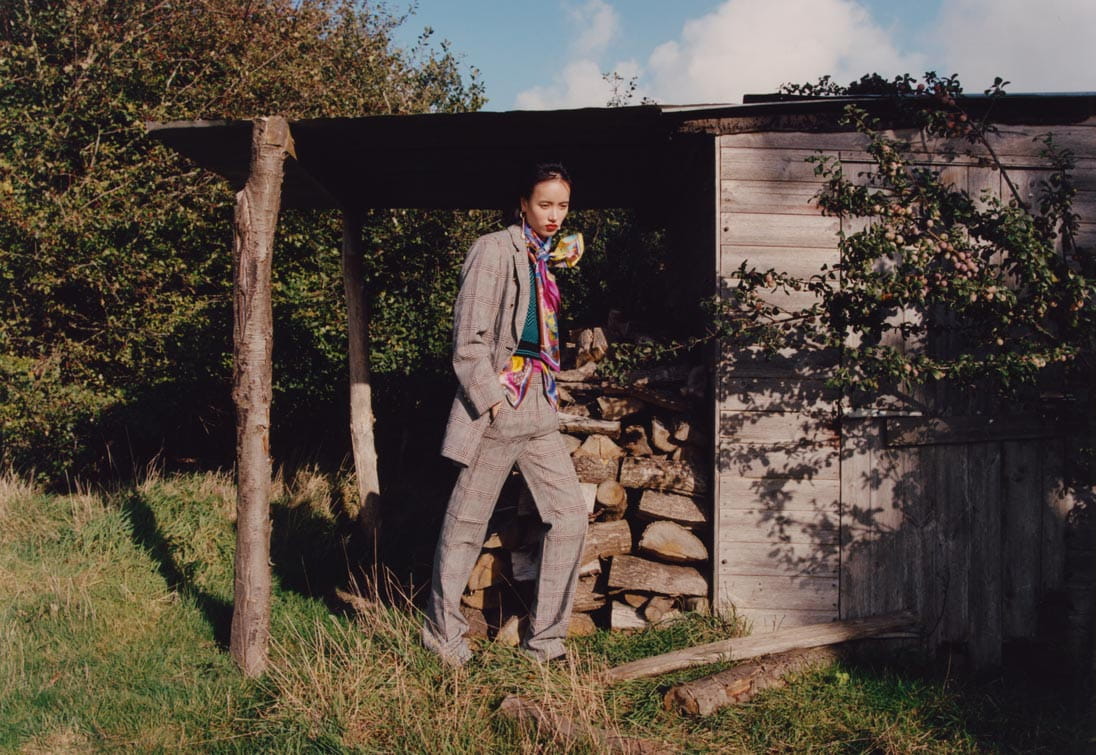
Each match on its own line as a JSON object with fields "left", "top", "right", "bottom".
{"left": 147, "top": 93, "right": 1096, "bottom": 212}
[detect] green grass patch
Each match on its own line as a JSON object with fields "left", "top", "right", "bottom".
{"left": 0, "top": 471, "right": 1090, "bottom": 753}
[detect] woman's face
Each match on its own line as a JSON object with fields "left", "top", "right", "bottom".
{"left": 520, "top": 177, "right": 570, "bottom": 238}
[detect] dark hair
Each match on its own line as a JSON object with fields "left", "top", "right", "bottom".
{"left": 511, "top": 162, "right": 572, "bottom": 224}
{"left": 518, "top": 162, "right": 572, "bottom": 199}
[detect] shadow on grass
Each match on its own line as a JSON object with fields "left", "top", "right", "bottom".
{"left": 121, "top": 492, "right": 234, "bottom": 648}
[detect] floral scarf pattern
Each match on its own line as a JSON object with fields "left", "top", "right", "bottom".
{"left": 499, "top": 224, "right": 584, "bottom": 408}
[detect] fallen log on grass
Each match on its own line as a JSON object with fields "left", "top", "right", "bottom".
{"left": 663, "top": 646, "right": 840, "bottom": 715}
{"left": 603, "top": 611, "right": 917, "bottom": 683}
{"left": 498, "top": 694, "right": 671, "bottom": 755}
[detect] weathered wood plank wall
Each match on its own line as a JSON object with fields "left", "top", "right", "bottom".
{"left": 714, "top": 117, "right": 1096, "bottom": 663}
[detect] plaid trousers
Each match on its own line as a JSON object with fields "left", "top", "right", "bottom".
{"left": 423, "top": 371, "right": 587, "bottom": 663}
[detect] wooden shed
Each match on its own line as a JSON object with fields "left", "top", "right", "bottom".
{"left": 151, "top": 92, "right": 1096, "bottom": 670}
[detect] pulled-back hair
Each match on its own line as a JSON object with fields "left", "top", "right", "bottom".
{"left": 518, "top": 162, "right": 572, "bottom": 199}
{"left": 510, "top": 162, "right": 572, "bottom": 225}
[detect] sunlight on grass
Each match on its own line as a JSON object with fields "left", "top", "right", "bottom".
{"left": 0, "top": 471, "right": 1088, "bottom": 752}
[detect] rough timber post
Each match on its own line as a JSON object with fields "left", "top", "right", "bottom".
{"left": 341, "top": 213, "right": 381, "bottom": 539}
{"left": 230, "top": 116, "right": 290, "bottom": 677}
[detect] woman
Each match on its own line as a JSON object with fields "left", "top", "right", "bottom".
{"left": 423, "top": 163, "right": 588, "bottom": 666}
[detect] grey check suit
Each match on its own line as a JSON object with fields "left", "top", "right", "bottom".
{"left": 424, "top": 225, "right": 587, "bottom": 663}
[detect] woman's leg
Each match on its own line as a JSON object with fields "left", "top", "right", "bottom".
{"left": 515, "top": 394, "right": 588, "bottom": 660}
{"left": 423, "top": 429, "right": 521, "bottom": 664}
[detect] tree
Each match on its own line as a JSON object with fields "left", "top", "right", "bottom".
{"left": 0, "top": 0, "right": 485, "bottom": 481}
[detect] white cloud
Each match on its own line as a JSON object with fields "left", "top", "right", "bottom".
{"left": 645, "top": 0, "right": 925, "bottom": 104}
{"left": 514, "top": 0, "right": 625, "bottom": 109}
{"left": 569, "top": 0, "right": 619, "bottom": 57}
{"left": 931, "top": 0, "right": 1096, "bottom": 93}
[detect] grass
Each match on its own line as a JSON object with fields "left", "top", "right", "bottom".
{"left": 0, "top": 469, "right": 1091, "bottom": 753}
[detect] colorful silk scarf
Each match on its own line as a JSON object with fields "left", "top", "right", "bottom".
{"left": 499, "top": 223, "right": 584, "bottom": 409}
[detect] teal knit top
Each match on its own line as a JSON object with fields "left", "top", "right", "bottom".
{"left": 515, "top": 264, "right": 540, "bottom": 357}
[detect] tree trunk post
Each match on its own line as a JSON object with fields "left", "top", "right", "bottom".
{"left": 341, "top": 212, "right": 381, "bottom": 540}
{"left": 230, "top": 116, "right": 290, "bottom": 677}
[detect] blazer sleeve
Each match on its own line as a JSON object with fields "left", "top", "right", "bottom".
{"left": 452, "top": 235, "right": 507, "bottom": 417}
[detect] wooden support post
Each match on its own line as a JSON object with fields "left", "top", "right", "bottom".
{"left": 229, "top": 116, "right": 291, "bottom": 677}
{"left": 341, "top": 212, "right": 381, "bottom": 536}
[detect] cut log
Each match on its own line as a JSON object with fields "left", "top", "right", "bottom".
{"left": 649, "top": 417, "right": 678, "bottom": 453}
{"left": 643, "top": 596, "right": 677, "bottom": 623}
{"left": 638, "top": 521, "right": 709, "bottom": 563}
{"left": 496, "top": 615, "right": 525, "bottom": 647}
{"left": 556, "top": 361, "right": 598, "bottom": 383}
{"left": 461, "top": 605, "right": 489, "bottom": 639}
{"left": 461, "top": 588, "right": 500, "bottom": 611}
{"left": 575, "top": 327, "right": 610, "bottom": 367}
{"left": 619, "top": 457, "right": 709, "bottom": 496}
{"left": 572, "top": 577, "right": 608, "bottom": 612}
{"left": 572, "top": 455, "right": 620, "bottom": 484}
{"left": 595, "top": 480, "right": 628, "bottom": 521}
{"left": 581, "top": 520, "right": 632, "bottom": 564}
{"left": 579, "top": 558, "right": 602, "bottom": 578}
{"left": 684, "top": 596, "right": 711, "bottom": 615}
{"left": 672, "top": 420, "right": 706, "bottom": 447}
{"left": 612, "top": 601, "right": 651, "bottom": 631}
{"left": 597, "top": 396, "right": 646, "bottom": 421}
{"left": 608, "top": 554, "right": 708, "bottom": 597}
{"left": 577, "top": 434, "right": 625, "bottom": 460}
{"left": 623, "top": 364, "right": 692, "bottom": 386}
{"left": 498, "top": 695, "right": 671, "bottom": 755}
{"left": 664, "top": 647, "right": 840, "bottom": 715}
{"left": 579, "top": 481, "right": 598, "bottom": 516}
{"left": 670, "top": 445, "right": 706, "bottom": 467}
{"left": 604, "top": 611, "right": 918, "bottom": 682}
{"left": 511, "top": 549, "right": 539, "bottom": 582}
{"left": 467, "top": 551, "right": 508, "bottom": 591}
{"left": 568, "top": 612, "right": 598, "bottom": 637}
{"left": 600, "top": 384, "right": 691, "bottom": 413}
{"left": 559, "top": 412, "right": 621, "bottom": 438}
{"left": 619, "top": 592, "right": 650, "bottom": 608}
{"left": 562, "top": 434, "right": 583, "bottom": 455}
{"left": 636, "top": 490, "right": 708, "bottom": 527}
{"left": 621, "top": 424, "right": 654, "bottom": 457}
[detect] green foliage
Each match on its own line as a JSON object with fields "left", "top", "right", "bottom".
{"left": 0, "top": 0, "right": 485, "bottom": 481}
{"left": 615, "top": 73, "right": 1093, "bottom": 397}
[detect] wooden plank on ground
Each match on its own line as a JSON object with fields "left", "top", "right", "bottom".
{"left": 664, "top": 646, "right": 840, "bottom": 716}
{"left": 603, "top": 612, "right": 917, "bottom": 682}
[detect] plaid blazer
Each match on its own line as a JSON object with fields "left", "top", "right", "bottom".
{"left": 441, "top": 225, "right": 532, "bottom": 465}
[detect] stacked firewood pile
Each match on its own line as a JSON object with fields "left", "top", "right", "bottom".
{"left": 458, "top": 314, "right": 712, "bottom": 643}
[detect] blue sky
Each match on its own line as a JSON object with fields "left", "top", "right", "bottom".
{"left": 391, "top": 0, "right": 1094, "bottom": 110}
